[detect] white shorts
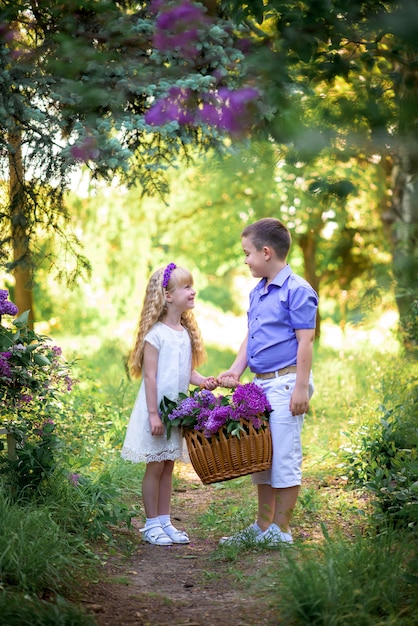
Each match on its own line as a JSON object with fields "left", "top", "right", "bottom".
{"left": 251, "top": 373, "right": 314, "bottom": 489}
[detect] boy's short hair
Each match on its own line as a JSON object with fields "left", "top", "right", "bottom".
{"left": 241, "top": 218, "right": 291, "bottom": 260}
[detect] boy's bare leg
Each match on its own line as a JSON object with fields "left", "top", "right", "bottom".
{"left": 273, "top": 485, "right": 300, "bottom": 533}
{"left": 256, "top": 484, "right": 275, "bottom": 531}
{"left": 256, "top": 484, "right": 300, "bottom": 533}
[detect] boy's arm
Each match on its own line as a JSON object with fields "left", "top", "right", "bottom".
{"left": 290, "top": 328, "right": 315, "bottom": 416}
{"left": 217, "top": 332, "right": 249, "bottom": 385}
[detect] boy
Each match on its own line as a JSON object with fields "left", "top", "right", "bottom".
{"left": 218, "top": 217, "right": 318, "bottom": 545}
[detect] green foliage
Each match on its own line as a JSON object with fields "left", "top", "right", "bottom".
{"left": 0, "top": 592, "right": 95, "bottom": 626}
{"left": 48, "top": 470, "right": 134, "bottom": 540}
{"left": 342, "top": 367, "right": 418, "bottom": 529}
{"left": 271, "top": 530, "right": 418, "bottom": 625}
{"left": 0, "top": 299, "right": 75, "bottom": 417}
{"left": 0, "top": 419, "right": 61, "bottom": 499}
{"left": 0, "top": 490, "right": 87, "bottom": 595}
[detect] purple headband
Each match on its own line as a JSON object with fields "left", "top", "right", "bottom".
{"left": 162, "top": 263, "right": 176, "bottom": 289}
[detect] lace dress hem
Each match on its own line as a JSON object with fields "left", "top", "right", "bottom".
{"left": 121, "top": 446, "right": 182, "bottom": 464}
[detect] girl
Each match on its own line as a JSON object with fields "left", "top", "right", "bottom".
{"left": 121, "top": 263, "right": 217, "bottom": 546}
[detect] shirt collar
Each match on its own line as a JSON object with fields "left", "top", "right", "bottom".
{"left": 256, "top": 264, "right": 291, "bottom": 292}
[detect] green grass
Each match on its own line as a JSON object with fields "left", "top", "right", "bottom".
{"left": 0, "top": 591, "right": 95, "bottom": 626}
{"left": 0, "top": 490, "right": 88, "bottom": 595}
{"left": 267, "top": 529, "right": 418, "bottom": 625}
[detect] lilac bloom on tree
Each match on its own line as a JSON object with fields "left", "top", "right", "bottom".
{"left": 144, "top": 0, "right": 263, "bottom": 136}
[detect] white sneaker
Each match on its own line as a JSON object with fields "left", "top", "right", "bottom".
{"left": 219, "top": 523, "right": 263, "bottom": 545}
{"left": 260, "top": 523, "right": 293, "bottom": 545}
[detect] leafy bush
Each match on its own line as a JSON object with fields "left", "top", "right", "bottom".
{"left": 342, "top": 368, "right": 418, "bottom": 529}
{"left": 0, "top": 419, "right": 62, "bottom": 499}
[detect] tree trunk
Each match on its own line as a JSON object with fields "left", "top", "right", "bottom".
{"left": 383, "top": 63, "right": 418, "bottom": 349}
{"left": 299, "top": 231, "right": 321, "bottom": 339}
{"left": 8, "top": 131, "right": 34, "bottom": 322}
{"left": 387, "top": 151, "right": 418, "bottom": 348}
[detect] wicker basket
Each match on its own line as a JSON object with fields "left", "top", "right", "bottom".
{"left": 183, "top": 418, "right": 272, "bottom": 485}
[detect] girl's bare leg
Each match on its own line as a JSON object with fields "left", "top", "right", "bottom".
{"left": 157, "top": 460, "right": 174, "bottom": 516}
{"left": 142, "top": 461, "right": 165, "bottom": 518}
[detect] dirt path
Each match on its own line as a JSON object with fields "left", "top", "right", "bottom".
{"left": 79, "top": 466, "right": 281, "bottom": 626}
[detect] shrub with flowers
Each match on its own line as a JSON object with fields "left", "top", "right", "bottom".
{"left": 0, "top": 289, "right": 75, "bottom": 417}
{"left": 160, "top": 382, "right": 272, "bottom": 440}
{"left": 0, "top": 289, "right": 76, "bottom": 495}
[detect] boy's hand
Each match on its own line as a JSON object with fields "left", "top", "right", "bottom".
{"left": 289, "top": 388, "right": 310, "bottom": 416}
{"left": 200, "top": 376, "right": 218, "bottom": 391}
{"left": 217, "top": 373, "right": 239, "bottom": 388}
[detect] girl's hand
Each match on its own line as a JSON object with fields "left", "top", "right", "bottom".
{"left": 149, "top": 413, "right": 164, "bottom": 436}
{"left": 200, "top": 376, "right": 218, "bottom": 391}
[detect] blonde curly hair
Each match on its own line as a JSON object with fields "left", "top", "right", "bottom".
{"left": 129, "top": 266, "right": 207, "bottom": 378}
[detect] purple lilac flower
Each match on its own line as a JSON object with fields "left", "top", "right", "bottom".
{"left": 64, "top": 375, "right": 75, "bottom": 391}
{"left": 168, "top": 395, "right": 201, "bottom": 421}
{"left": 232, "top": 383, "right": 272, "bottom": 420}
{"left": 199, "top": 103, "right": 222, "bottom": 126}
{"left": 0, "top": 352, "right": 12, "bottom": 379}
{"left": 153, "top": 0, "right": 208, "bottom": 59}
{"left": 0, "top": 290, "right": 18, "bottom": 316}
{"left": 199, "top": 87, "right": 261, "bottom": 133}
{"left": 68, "top": 473, "right": 80, "bottom": 486}
{"left": 19, "top": 394, "right": 33, "bottom": 404}
{"left": 145, "top": 88, "right": 196, "bottom": 126}
{"left": 197, "top": 389, "right": 217, "bottom": 407}
{"left": 195, "top": 407, "right": 212, "bottom": 431}
{"left": 202, "top": 405, "right": 234, "bottom": 437}
{"left": 70, "top": 136, "right": 99, "bottom": 162}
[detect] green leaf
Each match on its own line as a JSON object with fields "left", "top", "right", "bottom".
{"left": 13, "top": 310, "right": 30, "bottom": 328}
{"left": 25, "top": 342, "right": 42, "bottom": 353}
{"left": 33, "top": 353, "right": 51, "bottom": 366}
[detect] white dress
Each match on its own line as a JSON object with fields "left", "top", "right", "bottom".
{"left": 121, "top": 322, "right": 191, "bottom": 463}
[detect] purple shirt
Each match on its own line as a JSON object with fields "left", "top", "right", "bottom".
{"left": 247, "top": 265, "right": 318, "bottom": 373}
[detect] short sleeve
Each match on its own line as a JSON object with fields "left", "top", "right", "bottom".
{"left": 144, "top": 325, "right": 162, "bottom": 351}
{"left": 289, "top": 285, "right": 318, "bottom": 329}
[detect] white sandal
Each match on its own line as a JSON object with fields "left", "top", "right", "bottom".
{"left": 161, "top": 523, "right": 190, "bottom": 544}
{"left": 141, "top": 525, "right": 172, "bottom": 546}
